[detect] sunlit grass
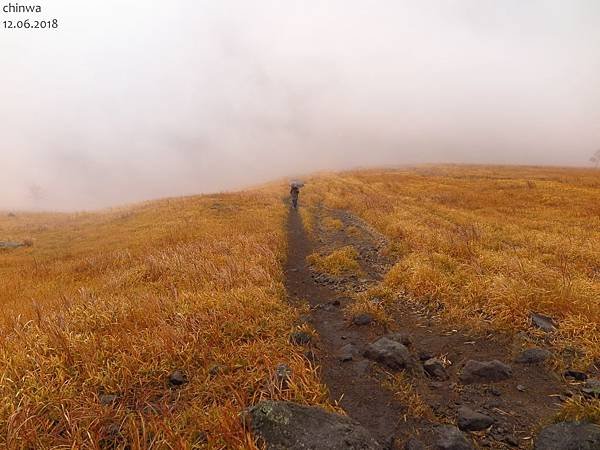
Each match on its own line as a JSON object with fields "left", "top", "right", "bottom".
{"left": 307, "top": 246, "right": 361, "bottom": 277}
{"left": 300, "top": 164, "right": 600, "bottom": 422}
{"left": 0, "top": 186, "right": 328, "bottom": 448}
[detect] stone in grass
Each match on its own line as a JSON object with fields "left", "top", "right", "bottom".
{"left": 459, "top": 360, "right": 512, "bottom": 384}
{"left": 0, "top": 241, "right": 25, "bottom": 249}
{"left": 534, "top": 422, "right": 600, "bottom": 450}
{"left": 352, "top": 313, "right": 374, "bottom": 326}
{"left": 247, "top": 400, "right": 382, "bottom": 450}
{"left": 424, "top": 358, "right": 449, "bottom": 380}
{"left": 564, "top": 370, "right": 588, "bottom": 381}
{"left": 515, "top": 348, "right": 551, "bottom": 364}
{"left": 364, "top": 337, "right": 412, "bottom": 371}
{"left": 434, "top": 425, "right": 474, "bottom": 450}
{"left": 531, "top": 313, "right": 557, "bottom": 332}
{"left": 168, "top": 370, "right": 188, "bottom": 387}
{"left": 290, "top": 331, "right": 312, "bottom": 345}
{"left": 457, "top": 407, "right": 494, "bottom": 431}
{"left": 582, "top": 379, "right": 600, "bottom": 398}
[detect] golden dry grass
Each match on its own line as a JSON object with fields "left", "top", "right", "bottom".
{"left": 300, "top": 166, "right": 600, "bottom": 364}
{"left": 307, "top": 246, "right": 361, "bottom": 277}
{"left": 383, "top": 372, "right": 434, "bottom": 421}
{"left": 0, "top": 187, "right": 327, "bottom": 449}
{"left": 299, "top": 165, "right": 600, "bottom": 422}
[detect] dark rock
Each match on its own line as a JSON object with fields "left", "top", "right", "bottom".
{"left": 503, "top": 435, "right": 519, "bottom": 447}
{"left": 340, "top": 344, "right": 358, "bottom": 362}
{"left": 364, "top": 337, "right": 412, "bottom": 370}
{"left": 387, "top": 333, "right": 412, "bottom": 347}
{"left": 434, "top": 425, "right": 474, "bottom": 450}
{"left": 534, "top": 421, "right": 600, "bottom": 450}
{"left": 7, "top": 212, "right": 16, "bottom": 217}
{"left": 331, "top": 299, "right": 341, "bottom": 306}
{"left": 290, "top": 331, "right": 312, "bottom": 345}
{"left": 457, "top": 407, "right": 493, "bottom": 431}
{"left": 582, "top": 379, "right": 600, "bottom": 398}
{"left": 405, "top": 438, "right": 426, "bottom": 450}
{"left": 460, "top": 360, "right": 512, "bottom": 384}
{"left": 424, "top": 358, "right": 449, "bottom": 380}
{"left": 168, "top": 370, "right": 187, "bottom": 387}
{"left": 564, "top": 370, "right": 588, "bottom": 381}
{"left": 531, "top": 313, "right": 556, "bottom": 332}
{"left": 247, "top": 400, "right": 382, "bottom": 449}
{"left": 353, "top": 314, "right": 374, "bottom": 326}
{"left": 419, "top": 351, "right": 435, "bottom": 361}
{"left": 515, "top": 348, "right": 551, "bottom": 364}
{"left": 99, "top": 394, "right": 118, "bottom": 405}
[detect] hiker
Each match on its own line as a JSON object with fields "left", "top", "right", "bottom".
{"left": 290, "top": 183, "right": 301, "bottom": 209}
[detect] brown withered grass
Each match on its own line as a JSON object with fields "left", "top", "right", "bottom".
{"left": 301, "top": 165, "right": 600, "bottom": 422}
{"left": 307, "top": 246, "right": 361, "bottom": 277}
{"left": 300, "top": 166, "right": 600, "bottom": 364}
{"left": 0, "top": 187, "right": 327, "bottom": 449}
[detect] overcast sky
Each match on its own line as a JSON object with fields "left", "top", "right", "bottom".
{"left": 1, "top": 0, "right": 599, "bottom": 210}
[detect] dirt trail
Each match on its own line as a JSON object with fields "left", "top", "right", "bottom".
{"left": 284, "top": 206, "right": 567, "bottom": 449}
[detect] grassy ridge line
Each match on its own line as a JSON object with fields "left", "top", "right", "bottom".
{"left": 0, "top": 188, "right": 327, "bottom": 448}
{"left": 300, "top": 166, "right": 600, "bottom": 364}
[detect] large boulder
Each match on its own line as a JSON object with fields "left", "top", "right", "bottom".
{"left": 247, "top": 401, "right": 382, "bottom": 449}
{"left": 534, "top": 421, "right": 600, "bottom": 450}
{"left": 364, "top": 337, "right": 412, "bottom": 370}
{"left": 459, "top": 360, "right": 512, "bottom": 384}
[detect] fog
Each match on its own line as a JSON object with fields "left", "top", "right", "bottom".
{"left": 2, "top": 1, "right": 599, "bottom": 210}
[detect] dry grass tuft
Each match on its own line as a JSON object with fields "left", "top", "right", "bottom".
{"left": 322, "top": 217, "right": 343, "bottom": 232}
{"left": 383, "top": 372, "right": 434, "bottom": 420}
{"left": 307, "top": 246, "right": 361, "bottom": 277}
{"left": 554, "top": 396, "right": 600, "bottom": 424}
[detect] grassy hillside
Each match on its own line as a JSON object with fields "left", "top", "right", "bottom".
{"left": 1, "top": 165, "right": 599, "bottom": 447}
{"left": 0, "top": 187, "right": 326, "bottom": 448}
{"left": 300, "top": 165, "right": 600, "bottom": 365}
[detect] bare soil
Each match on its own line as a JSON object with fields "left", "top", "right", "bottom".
{"left": 284, "top": 205, "right": 568, "bottom": 449}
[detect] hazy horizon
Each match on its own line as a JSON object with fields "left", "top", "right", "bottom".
{"left": 2, "top": 1, "right": 599, "bottom": 210}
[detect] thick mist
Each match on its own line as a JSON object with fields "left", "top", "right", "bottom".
{"left": 2, "top": 0, "right": 599, "bottom": 210}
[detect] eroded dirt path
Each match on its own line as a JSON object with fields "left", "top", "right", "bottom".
{"left": 284, "top": 206, "right": 568, "bottom": 449}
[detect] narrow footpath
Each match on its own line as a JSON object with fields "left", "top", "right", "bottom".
{"left": 283, "top": 205, "right": 569, "bottom": 449}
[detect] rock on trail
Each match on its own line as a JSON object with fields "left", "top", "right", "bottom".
{"left": 247, "top": 401, "right": 382, "bottom": 450}
{"left": 459, "top": 360, "right": 512, "bottom": 384}
{"left": 364, "top": 336, "right": 412, "bottom": 370}
{"left": 534, "top": 421, "right": 600, "bottom": 450}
